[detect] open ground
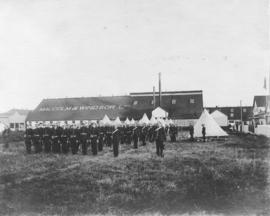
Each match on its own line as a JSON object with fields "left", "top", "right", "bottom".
{"left": 0, "top": 134, "right": 270, "bottom": 216}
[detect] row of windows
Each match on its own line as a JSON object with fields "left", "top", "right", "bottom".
{"left": 230, "top": 108, "right": 247, "bottom": 113}
{"left": 10, "top": 123, "right": 25, "bottom": 129}
{"left": 133, "top": 98, "right": 195, "bottom": 106}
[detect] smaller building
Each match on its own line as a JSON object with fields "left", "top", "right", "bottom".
{"left": 0, "top": 109, "right": 30, "bottom": 131}
{"left": 252, "top": 95, "right": 270, "bottom": 125}
{"left": 206, "top": 106, "right": 253, "bottom": 126}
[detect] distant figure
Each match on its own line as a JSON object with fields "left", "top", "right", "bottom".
{"left": 202, "top": 124, "right": 206, "bottom": 142}
{"left": 169, "top": 124, "right": 177, "bottom": 142}
{"left": 112, "top": 126, "right": 120, "bottom": 157}
{"left": 2, "top": 126, "right": 10, "bottom": 148}
{"left": 132, "top": 126, "right": 139, "bottom": 149}
{"left": 189, "top": 124, "right": 194, "bottom": 141}
{"left": 25, "top": 126, "right": 33, "bottom": 153}
{"left": 155, "top": 122, "right": 166, "bottom": 157}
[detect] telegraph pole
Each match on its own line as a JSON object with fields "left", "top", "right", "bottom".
{"left": 159, "top": 72, "right": 162, "bottom": 107}
{"left": 240, "top": 100, "right": 243, "bottom": 132}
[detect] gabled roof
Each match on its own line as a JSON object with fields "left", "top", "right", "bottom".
{"left": 26, "top": 96, "right": 132, "bottom": 122}
{"left": 130, "top": 90, "right": 203, "bottom": 97}
{"left": 253, "top": 95, "right": 270, "bottom": 107}
{"left": 0, "top": 109, "right": 30, "bottom": 117}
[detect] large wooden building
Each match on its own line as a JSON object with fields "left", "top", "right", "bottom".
{"left": 26, "top": 90, "right": 204, "bottom": 126}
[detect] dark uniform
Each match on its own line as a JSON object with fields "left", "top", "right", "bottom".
{"left": 169, "top": 125, "right": 177, "bottom": 142}
{"left": 2, "top": 128, "right": 10, "bottom": 148}
{"left": 90, "top": 126, "right": 98, "bottom": 156}
{"left": 70, "top": 126, "right": 79, "bottom": 154}
{"left": 112, "top": 128, "right": 120, "bottom": 157}
{"left": 140, "top": 126, "right": 147, "bottom": 146}
{"left": 43, "top": 126, "right": 52, "bottom": 153}
{"left": 106, "top": 126, "right": 113, "bottom": 147}
{"left": 189, "top": 125, "right": 194, "bottom": 141}
{"left": 33, "top": 127, "right": 42, "bottom": 153}
{"left": 51, "top": 126, "right": 61, "bottom": 153}
{"left": 80, "top": 125, "right": 88, "bottom": 155}
{"left": 132, "top": 127, "right": 139, "bottom": 149}
{"left": 126, "top": 126, "right": 133, "bottom": 144}
{"left": 155, "top": 126, "right": 166, "bottom": 157}
{"left": 25, "top": 127, "right": 33, "bottom": 153}
{"left": 202, "top": 125, "right": 206, "bottom": 142}
{"left": 61, "top": 127, "right": 69, "bottom": 154}
{"left": 98, "top": 127, "right": 104, "bottom": 151}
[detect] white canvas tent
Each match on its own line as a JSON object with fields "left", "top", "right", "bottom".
{"left": 149, "top": 116, "right": 158, "bottom": 125}
{"left": 124, "top": 118, "right": 131, "bottom": 125}
{"left": 113, "top": 117, "right": 122, "bottom": 126}
{"left": 100, "top": 114, "right": 112, "bottom": 125}
{"left": 194, "top": 109, "right": 228, "bottom": 137}
{"left": 152, "top": 107, "right": 168, "bottom": 119}
{"left": 210, "top": 110, "right": 228, "bottom": 127}
{"left": 139, "top": 113, "right": 150, "bottom": 125}
{"left": 130, "top": 118, "right": 135, "bottom": 125}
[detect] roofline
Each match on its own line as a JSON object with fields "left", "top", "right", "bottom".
{"left": 41, "top": 95, "right": 131, "bottom": 101}
{"left": 130, "top": 90, "right": 203, "bottom": 97}
{"left": 206, "top": 106, "right": 252, "bottom": 108}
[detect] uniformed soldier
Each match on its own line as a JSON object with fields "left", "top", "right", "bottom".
{"left": 202, "top": 124, "right": 206, "bottom": 142}
{"left": 126, "top": 126, "right": 133, "bottom": 144}
{"left": 132, "top": 126, "right": 139, "bottom": 149}
{"left": 155, "top": 122, "right": 166, "bottom": 157}
{"left": 24, "top": 125, "right": 33, "bottom": 153}
{"left": 140, "top": 124, "right": 148, "bottom": 146}
{"left": 106, "top": 126, "right": 113, "bottom": 147}
{"left": 112, "top": 126, "right": 120, "bottom": 157}
{"left": 169, "top": 124, "right": 177, "bottom": 142}
{"left": 98, "top": 125, "right": 104, "bottom": 151}
{"left": 80, "top": 123, "right": 88, "bottom": 155}
{"left": 189, "top": 124, "right": 194, "bottom": 141}
{"left": 61, "top": 124, "right": 69, "bottom": 154}
{"left": 33, "top": 124, "right": 42, "bottom": 153}
{"left": 2, "top": 126, "right": 11, "bottom": 149}
{"left": 55, "top": 124, "right": 63, "bottom": 153}
{"left": 120, "top": 126, "right": 125, "bottom": 144}
{"left": 70, "top": 124, "right": 79, "bottom": 154}
{"left": 90, "top": 123, "right": 98, "bottom": 156}
{"left": 43, "top": 124, "right": 52, "bottom": 153}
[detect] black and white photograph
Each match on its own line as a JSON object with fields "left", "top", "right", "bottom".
{"left": 0, "top": 0, "right": 270, "bottom": 215}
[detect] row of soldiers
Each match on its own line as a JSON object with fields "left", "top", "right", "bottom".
{"left": 24, "top": 123, "right": 178, "bottom": 157}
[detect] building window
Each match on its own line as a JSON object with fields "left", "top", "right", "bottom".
{"left": 230, "top": 108, "right": 234, "bottom": 112}
{"left": 243, "top": 108, "right": 247, "bottom": 113}
{"left": 230, "top": 113, "right": 234, "bottom": 118}
{"left": 10, "top": 123, "right": 14, "bottom": 128}
{"left": 133, "top": 101, "right": 138, "bottom": 105}
{"left": 190, "top": 98, "right": 195, "bottom": 104}
{"left": 172, "top": 99, "right": 176, "bottom": 104}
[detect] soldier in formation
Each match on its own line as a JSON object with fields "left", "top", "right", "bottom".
{"left": 24, "top": 118, "right": 177, "bottom": 158}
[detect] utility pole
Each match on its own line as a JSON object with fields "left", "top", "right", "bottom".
{"left": 159, "top": 72, "right": 162, "bottom": 107}
{"left": 240, "top": 100, "right": 243, "bottom": 132}
{"left": 153, "top": 86, "right": 156, "bottom": 109}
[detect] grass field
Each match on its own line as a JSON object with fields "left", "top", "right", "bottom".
{"left": 0, "top": 134, "right": 270, "bottom": 216}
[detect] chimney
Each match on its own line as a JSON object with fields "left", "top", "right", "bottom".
{"left": 159, "top": 72, "right": 162, "bottom": 107}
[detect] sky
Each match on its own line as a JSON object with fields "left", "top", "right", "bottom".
{"left": 0, "top": 0, "right": 269, "bottom": 112}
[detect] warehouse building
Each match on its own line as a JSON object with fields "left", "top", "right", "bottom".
{"left": 26, "top": 90, "right": 204, "bottom": 126}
